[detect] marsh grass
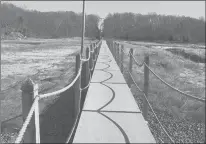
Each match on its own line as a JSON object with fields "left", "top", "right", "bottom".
{"left": 0, "top": 38, "right": 93, "bottom": 143}
{"left": 117, "top": 40, "right": 205, "bottom": 143}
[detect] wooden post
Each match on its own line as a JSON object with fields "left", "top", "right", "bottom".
{"left": 0, "top": 91, "right": 6, "bottom": 144}
{"left": 93, "top": 43, "right": 95, "bottom": 60}
{"left": 116, "top": 43, "right": 118, "bottom": 63}
{"left": 112, "top": 41, "right": 114, "bottom": 56}
{"left": 21, "top": 78, "right": 35, "bottom": 143}
{"left": 112, "top": 41, "right": 115, "bottom": 58}
{"left": 75, "top": 54, "right": 80, "bottom": 75}
{"left": 128, "top": 48, "right": 133, "bottom": 88}
{"left": 85, "top": 48, "right": 90, "bottom": 87}
{"left": 93, "top": 43, "right": 95, "bottom": 50}
{"left": 117, "top": 43, "right": 119, "bottom": 63}
{"left": 117, "top": 43, "right": 120, "bottom": 65}
{"left": 74, "top": 54, "right": 81, "bottom": 118}
{"left": 33, "top": 84, "right": 40, "bottom": 143}
{"left": 111, "top": 41, "right": 113, "bottom": 54}
{"left": 120, "top": 45, "right": 124, "bottom": 72}
{"left": 93, "top": 45, "right": 96, "bottom": 62}
{"left": 114, "top": 42, "right": 117, "bottom": 60}
{"left": 97, "top": 41, "right": 100, "bottom": 55}
{"left": 89, "top": 46, "right": 93, "bottom": 71}
{"left": 143, "top": 55, "right": 149, "bottom": 121}
{"left": 0, "top": 96, "right": 2, "bottom": 144}
{"left": 80, "top": 48, "right": 90, "bottom": 110}
{"left": 0, "top": 100, "right": 1, "bottom": 144}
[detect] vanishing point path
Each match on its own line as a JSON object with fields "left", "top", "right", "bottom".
{"left": 72, "top": 41, "right": 155, "bottom": 143}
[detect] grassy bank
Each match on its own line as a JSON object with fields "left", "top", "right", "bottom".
{"left": 114, "top": 40, "right": 205, "bottom": 143}
{"left": 0, "top": 37, "right": 94, "bottom": 143}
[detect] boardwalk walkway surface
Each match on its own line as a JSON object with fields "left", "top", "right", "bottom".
{"left": 72, "top": 40, "right": 155, "bottom": 143}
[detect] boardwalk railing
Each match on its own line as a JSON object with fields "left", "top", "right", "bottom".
{"left": 106, "top": 40, "right": 205, "bottom": 143}
{"left": 13, "top": 40, "right": 102, "bottom": 143}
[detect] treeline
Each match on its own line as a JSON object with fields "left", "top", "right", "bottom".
{"left": 1, "top": 3, "right": 100, "bottom": 39}
{"left": 103, "top": 12, "right": 205, "bottom": 43}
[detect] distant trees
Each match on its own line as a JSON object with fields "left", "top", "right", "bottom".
{"left": 85, "top": 14, "right": 100, "bottom": 39}
{"left": 103, "top": 12, "right": 205, "bottom": 43}
{"left": 1, "top": 3, "right": 100, "bottom": 38}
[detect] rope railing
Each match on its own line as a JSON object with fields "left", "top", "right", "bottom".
{"left": 109, "top": 40, "right": 205, "bottom": 143}
{"left": 64, "top": 41, "right": 101, "bottom": 143}
{"left": 144, "top": 62, "right": 205, "bottom": 102}
{"left": 109, "top": 40, "right": 175, "bottom": 142}
{"left": 128, "top": 71, "right": 143, "bottom": 92}
{"left": 112, "top": 40, "right": 205, "bottom": 103}
{"left": 142, "top": 92, "right": 175, "bottom": 143}
{"left": 39, "top": 65, "right": 82, "bottom": 99}
{"left": 13, "top": 40, "right": 102, "bottom": 144}
{"left": 15, "top": 97, "right": 39, "bottom": 143}
{"left": 129, "top": 51, "right": 144, "bottom": 67}
{"left": 127, "top": 70, "right": 174, "bottom": 142}
{"left": 81, "top": 48, "right": 91, "bottom": 62}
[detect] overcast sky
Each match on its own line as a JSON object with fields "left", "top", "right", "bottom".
{"left": 3, "top": 1, "right": 205, "bottom": 19}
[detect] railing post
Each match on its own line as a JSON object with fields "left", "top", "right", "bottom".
{"left": 21, "top": 78, "right": 35, "bottom": 143}
{"left": 89, "top": 45, "right": 93, "bottom": 72}
{"left": 86, "top": 48, "right": 90, "bottom": 86}
{"left": 115, "top": 42, "right": 117, "bottom": 60}
{"left": 113, "top": 41, "right": 115, "bottom": 56}
{"left": 93, "top": 43, "right": 96, "bottom": 49}
{"left": 117, "top": 43, "right": 119, "bottom": 63}
{"left": 94, "top": 45, "right": 97, "bottom": 62}
{"left": 120, "top": 45, "right": 124, "bottom": 72}
{"left": 116, "top": 43, "right": 119, "bottom": 64}
{"left": 92, "top": 44, "right": 96, "bottom": 63}
{"left": 143, "top": 55, "right": 149, "bottom": 121}
{"left": 118, "top": 43, "right": 120, "bottom": 65}
{"left": 33, "top": 84, "right": 40, "bottom": 143}
{"left": 0, "top": 94, "right": 3, "bottom": 144}
{"left": 97, "top": 41, "right": 100, "bottom": 55}
{"left": 111, "top": 41, "right": 112, "bottom": 52}
{"left": 74, "top": 54, "right": 81, "bottom": 118}
{"left": 112, "top": 41, "right": 115, "bottom": 56}
{"left": 128, "top": 48, "right": 133, "bottom": 88}
{"left": 80, "top": 48, "right": 90, "bottom": 110}
{"left": 95, "top": 44, "right": 97, "bottom": 60}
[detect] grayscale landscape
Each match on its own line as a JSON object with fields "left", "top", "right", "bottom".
{"left": 1, "top": 1, "right": 205, "bottom": 143}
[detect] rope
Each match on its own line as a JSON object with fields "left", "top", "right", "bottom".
{"left": 144, "top": 62, "right": 205, "bottom": 102}
{"left": 65, "top": 43, "right": 100, "bottom": 143}
{"left": 81, "top": 48, "right": 91, "bottom": 62}
{"left": 81, "top": 44, "right": 99, "bottom": 91}
{"left": 39, "top": 64, "right": 82, "bottom": 99}
{"left": 128, "top": 71, "right": 143, "bottom": 92}
{"left": 14, "top": 40, "right": 101, "bottom": 143}
{"left": 39, "top": 42, "right": 99, "bottom": 99}
{"left": 129, "top": 51, "right": 144, "bottom": 67}
{"left": 127, "top": 70, "right": 174, "bottom": 143}
{"left": 15, "top": 97, "right": 39, "bottom": 143}
{"left": 142, "top": 92, "right": 175, "bottom": 143}
{"left": 120, "top": 47, "right": 129, "bottom": 56}
{"left": 114, "top": 40, "right": 203, "bottom": 142}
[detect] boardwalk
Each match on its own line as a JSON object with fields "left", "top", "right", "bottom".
{"left": 72, "top": 41, "right": 155, "bottom": 143}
